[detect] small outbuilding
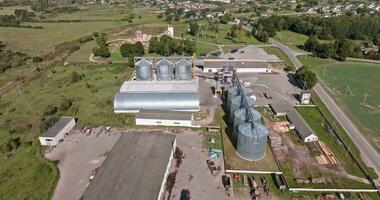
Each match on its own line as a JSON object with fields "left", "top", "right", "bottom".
{"left": 39, "top": 116, "right": 76, "bottom": 146}
{"left": 136, "top": 109, "right": 194, "bottom": 127}
{"left": 287, "top": 109, "right": 318, "bottom": 143}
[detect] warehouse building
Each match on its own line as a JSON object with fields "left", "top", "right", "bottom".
{"left": 82, "top": 132, "right": 176, "bottom": 200}
{"left": 287, "top": 109, "right": 318, "bottom": 143}
{"left": 38, "top": 116, "right": 75, "bottom": 146}
{"left": 136, "top": 109, "right": 194, "bottom": 127}
{"left": 198, "top": 59, "right": 272, "bottom": 73}
{"left": 114, "top": 80, "right": 199, "bottom": 113}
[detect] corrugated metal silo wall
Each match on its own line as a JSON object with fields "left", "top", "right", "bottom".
{"left": 237, "top": 122, "right": 268, "bottom": 161}
{"left": 157, "top": 61, "right": 173, "bottom": 81}
{"left": 136, "top": 63, "right": 152, "bottom": 80}
{"left": 229, "top": 95, "right": 241, "bottom": 123}
{"left": 175, "top": 62, "right": 192, "bottom": 80}
{"left": 233, "top": 108, "right": 246, "bottom": 139}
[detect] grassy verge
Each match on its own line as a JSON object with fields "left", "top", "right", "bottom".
{"left": 309, "top": 93, "right": 378, "bottom": 179}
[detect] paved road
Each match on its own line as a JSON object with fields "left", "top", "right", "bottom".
{"left": 269, "top": 38, "right": 380, "bottom": 182}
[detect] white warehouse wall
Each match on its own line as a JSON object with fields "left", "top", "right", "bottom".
{"left": 39, "top": 118, "right": 76, "bottom": 146}
{"left": 136, "top": 118, "right": 193, "bottom": 127}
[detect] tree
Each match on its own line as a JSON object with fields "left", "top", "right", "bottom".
{"left": 120, "top": 42, "right": 144, "bottom": 57}
{"left": 335, "top": 38, "right": 351, "bottom": 61}
{"left": 93, "top": 34, "right": 110, "bottom": 58}
{"left": 315, "top": 43, "right": 334, "bottom": 58}
{"left": 188, "top": 21, "right": 199, "bottom": 36}
{"left": 304, "top": 35, "right": 320, "bottom": 52}
{"left": 295, "top": 66, "right": 318, "bottom": 89}
{"left": 373, "top": 34, "right": 380, "bottom": 46}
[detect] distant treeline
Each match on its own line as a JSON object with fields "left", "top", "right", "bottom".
{"left": 0, "top": 9, "right": 42, "bottom": 28}
{"left": 255, "top": 15, "right": 380, "bottom": 41}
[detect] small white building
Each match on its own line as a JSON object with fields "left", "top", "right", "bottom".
{"left": 136, "top": 109, "right": 194, "bottom": 127}
{"left": 39, "top": 117, "right": 76, "bottom": 146}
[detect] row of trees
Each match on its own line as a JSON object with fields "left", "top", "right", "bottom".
{"left": 304, "top": 36, "right": 354, "bottom": 61}
{"left": 188, "top": 20, "right": 219, "bottom": 38}
{"left": 305, "top": 35, "right": 380, "bottom": 61}
{"left": 255, "top": 15, "right": 380, "bottom": 41}
{"left": 148, "top": 35, "right": 196, "bottom": 56}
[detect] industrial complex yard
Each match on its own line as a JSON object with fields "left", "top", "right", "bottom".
{"left": 1, "top": 2, "right": 380, "bottom": 200}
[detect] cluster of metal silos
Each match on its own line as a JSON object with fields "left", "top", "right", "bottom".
{"left": 134, "top": 58, "right": 192, "bottom": 81}
{"left": 227, "top": 85, "right": 268, "bottom": 161}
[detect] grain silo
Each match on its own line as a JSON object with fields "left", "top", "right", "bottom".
{"left": 237, "top": 122, "right": 268, "bottom": 161}
{"left": 233, "top": 107, "right": 262, "bottom": 139}
{"left": 156, "top": 58, "right": 174, "bottom": 81}
{"left": 229, "top": 95, "right": 242, "bottom": 122}
{"left": 227, "top": 86, "right": 239, "bottom": 110}
{"left": 175, "top": 58, "right": 192, "bottom": 80}
{"left": 135, "top": 58, "right": 152, "bottom": 81}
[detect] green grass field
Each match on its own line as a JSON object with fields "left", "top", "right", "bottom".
{"left": 0, "top": 21, "right": 130, "bottom": 55}
{"left": 274, "top": 31, "right": 332, "bottom": 49}
{"left": 311, "top": 62, "right": 380, "bottom": 152}
{"left": 0, "top": 63, "right": 134, "bottom": 199}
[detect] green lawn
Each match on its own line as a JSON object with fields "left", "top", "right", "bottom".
{"left": 298, "top": 55, "right": 336, "bottom": 68}
{"left": 311, "top": 62, "right": 380, "bottom": 152}
{"left": 274, "top": 30, "right": 309, "bottom": 46}
{"left": 274, "top": 31, "right": 332, "bottom": 49}
{"left": 0, "top": 63, "right": 134, "bottom": 199}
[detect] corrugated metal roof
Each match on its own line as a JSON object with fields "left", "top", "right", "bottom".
{"left": 119, "top": 80, "right": 198, "bottom": 93}
{"left": 82, "top": 132, "right": 175, "bottom": 200}
{"left": 287, "top": 108, "right": 315, "bottom": 140}
{"left": 41, "top": 116, "right": 74, "bottom": 138}
{"left": 136, "top": 109, "right": 192, "bottom": 121}
{"left": 114, "top": 92, "right": 199, "bottom": 112}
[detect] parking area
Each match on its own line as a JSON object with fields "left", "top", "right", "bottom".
{"left": 45, "top": 127, "right": 121, "bottom": 200}
{"left": 165, "top": 131, "right": 233, "bottom": 200}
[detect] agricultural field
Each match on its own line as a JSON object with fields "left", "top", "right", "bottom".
{"left": 0, "top": 21, "right": 130, "bottom": 55}
{"left": 311, "top": 62, "right": 380, "bottom": 152}
{"left": 0, "top": 6, "right": 32, "bottom": 15}
{"left": 0, "top": 5, "right": 162, "bottom": 56}
{"left": 0, "top": 63, "right": 134, "bottom": 199}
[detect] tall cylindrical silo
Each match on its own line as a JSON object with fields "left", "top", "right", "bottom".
{"left": 233, "top": 107, "right": 261, "bottom": 139}
{"left": 135, "top": 58, "right": 152, "bottom": 80}
{"left": 156, "top": 58, "right": 173, "bottom": 81}
{"left": 233, "top": 108, "right": 246, "bottom": 139}
{"left": 237, "top": 122, "right": 268, "bottom": 161}
{"left": 175, "top": 59, "right": 192, "bottom": 80}
{"left": 229, "top": 95, "right": 241, "bottom": 122}
{"left": 227, "top": 86, "right": 239, "bottom": 110}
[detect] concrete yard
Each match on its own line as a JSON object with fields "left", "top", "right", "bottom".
{"left": 45, "top": 127, "right": 121, "bottom": 200}
{"left": 239, "top": 71, "right": 303, "bottom": 107}
{"left": 165, "top": 132, "right": 233, "bottom": 200}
